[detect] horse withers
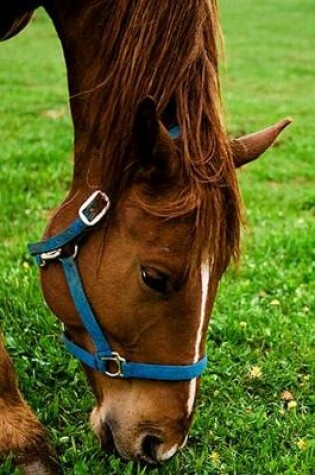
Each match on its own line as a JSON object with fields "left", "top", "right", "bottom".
{"left": 1, "top": 0, "right": 291, "bottom": 467}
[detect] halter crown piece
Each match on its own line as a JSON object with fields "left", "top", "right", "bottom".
{"left": 28, "top": 129, "right": 207, "bottom": 381}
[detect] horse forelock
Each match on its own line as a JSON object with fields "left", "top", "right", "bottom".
{"left": 70, "top": 0, "right": 241, "bottom": 272}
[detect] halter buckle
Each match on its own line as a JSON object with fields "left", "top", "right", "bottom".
{"left": 79, "top": 190, "right": 110, "bottom": 227}
{"left": 102, "top": 352, "right": 126, "bottom": 378}
{"left": 40, "top": 245, "right": 79, "bottom": 267}
{"left": 39, "top": 248, "right": 62, "bottom": 266}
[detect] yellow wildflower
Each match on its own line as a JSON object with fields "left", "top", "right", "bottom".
{"left": 296, "top": 439, "right": 308, "bottom": 450}
{"left": 210, "top": 451, "right": 220, "bottom": 463}
{"left": 249, "top": 365, "right": 263, "bottom": 379}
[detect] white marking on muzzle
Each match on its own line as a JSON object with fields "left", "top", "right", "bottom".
{"left": 187, "top": 260, "right": 210, "bottom": 415}
{"left": 156, "top": 443, "right": 179, "bottom": 462}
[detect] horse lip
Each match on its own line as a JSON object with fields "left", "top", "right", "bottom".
{"left": 19, "top": 461, "right": 57, "bottom": 475}
{"left": 103, "top": 421, "right": 162, "bottom": 464}
{"left": 137, "top": 433, "right": 163, "bottom": 466}
{"left": 100, "top": 421, "right": 116, "bottom": 453}
{"left": 138, "top": 450, "right": 160, "bottom": 466}
{"left": 18, "top": 455, "right": 62, "bottom": 475}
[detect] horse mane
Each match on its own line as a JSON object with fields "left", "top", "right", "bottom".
{"left": 75, "top": 0, "right": 241, "bottom": 271}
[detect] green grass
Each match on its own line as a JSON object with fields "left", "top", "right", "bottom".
{"left": 0, "top": 1, "right": 314, "bottom": 474}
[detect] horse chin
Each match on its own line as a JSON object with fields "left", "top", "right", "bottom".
{"left": 90, "top": 407, "right": 115, "bottom": 454}
{"left": 99, "top": 423, "right": 116, "bottom": 454}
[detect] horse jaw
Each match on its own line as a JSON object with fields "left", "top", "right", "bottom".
{"left": 232, "top": 117, "right": 293, "bottom": 168}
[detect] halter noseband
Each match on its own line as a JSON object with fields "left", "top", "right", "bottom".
{"left": 27, "top": 127, "right": 207, "bottom": 381}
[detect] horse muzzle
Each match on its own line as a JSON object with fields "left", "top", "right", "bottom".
{"left": 104, "top": 422, "right": 187, "bottom": 465}
{"left": 91, "top": 406, "right": 188, "bottom": 465}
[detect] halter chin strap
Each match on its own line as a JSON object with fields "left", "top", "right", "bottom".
{"left": 28, "top": 187, "right": 207, "bottom": 381}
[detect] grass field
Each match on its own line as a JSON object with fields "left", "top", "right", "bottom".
{"left": 0, "top": 0, "right": 314, "bottom": 474}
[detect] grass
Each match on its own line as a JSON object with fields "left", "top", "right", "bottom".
{"left": 0, "top": 0, "right": 314, "bottom": 473}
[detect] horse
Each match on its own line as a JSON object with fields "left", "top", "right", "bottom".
{"left": 0, "top": 333, "right": 59, "bottom": 474}
{"left": 1, "top": 0, "right": 291, "bottom": 468}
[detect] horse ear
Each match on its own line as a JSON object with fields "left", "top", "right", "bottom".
{"left": 134, "top": 96, "right": 159, "bottom": 163}
{"left": 134, "top": 96, "right": 177, "bottom": 181}
{"left": 232, "top": 118, "right": 293, "bottom": 168}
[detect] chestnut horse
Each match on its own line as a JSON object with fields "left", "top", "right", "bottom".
{"left": 0, "top": 333, "right": 59, "bottom": 474}
{"left": 1, "top": 0, "right": 291, "bottom": 469}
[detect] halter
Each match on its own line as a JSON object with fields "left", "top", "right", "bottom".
{"left": 28, "top": 127, "right": 207, "bottom": 381}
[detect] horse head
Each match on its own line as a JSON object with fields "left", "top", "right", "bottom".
{"left": 37, "top": 96, "right": 290, "bottom": 464}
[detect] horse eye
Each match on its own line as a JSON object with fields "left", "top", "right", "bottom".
{"left": 140, "top": 266, "right": 171, "bottom": 294}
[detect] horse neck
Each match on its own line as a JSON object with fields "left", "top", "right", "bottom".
{"left": 44, "top": 3, "right": 113, "bottom": 193}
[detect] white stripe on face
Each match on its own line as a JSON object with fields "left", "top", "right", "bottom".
{"left": 187, "top": 260, "right": 210, "bottom": 415}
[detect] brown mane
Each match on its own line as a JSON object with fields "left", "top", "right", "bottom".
{"left": 73, "top": 0, "right": 241, "bottom": 271}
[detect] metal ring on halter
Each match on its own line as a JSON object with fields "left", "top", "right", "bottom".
{"left": 40, "top": 244, "right": 79, "bottom": 267}
{"left": 102, "top": 352, "right": 126, "bottom": 378}
{"left": 70, "top": 244, "right": 79, "bottom": 260}
{"left": 58, "top": 244, "right": 79, "bottom": 260}
{"left": 39, "top": 248, "right": 63, "bottom": 267}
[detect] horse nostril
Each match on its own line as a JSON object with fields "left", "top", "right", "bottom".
{"left": 140, "top": 435, "right": 162, "bottom": 464}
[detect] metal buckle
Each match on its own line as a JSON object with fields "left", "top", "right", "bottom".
{"left": 69, "top": 244, "right": 79, "bottom": 260}
{"left": 40, "top": 248, "right": 62, "bottom": 266}
{"left": 102, "top": 352, "right": 126, "bottom": 378}
{"left": 40, "top": 245, "right": 79, "bottom": 267}
{"left": 79, "top": 190, "right": 110, "bottom": 227}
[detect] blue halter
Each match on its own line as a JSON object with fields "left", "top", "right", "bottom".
{"left": 28, "top": 128, "right": 207, "bottom": 381}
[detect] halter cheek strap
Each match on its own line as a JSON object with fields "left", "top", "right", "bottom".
{"left": 28, "top": 189, "right": 207, "bottom": 381}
